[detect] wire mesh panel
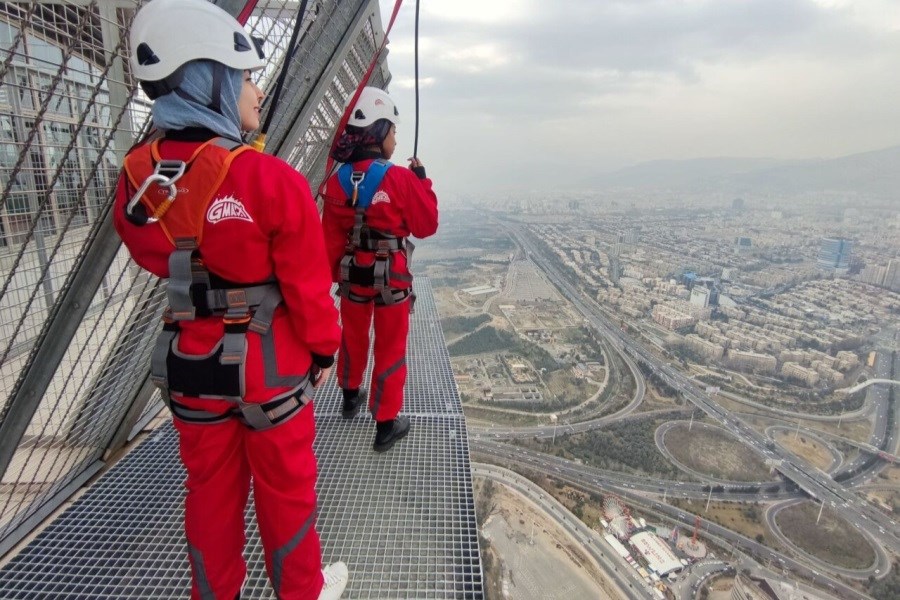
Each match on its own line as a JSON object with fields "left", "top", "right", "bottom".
{"left": 0, "top": 0, "right": 393, "bottom": 559}
{"left": 255, "top": 0, "right": 390, "bottom": 191}
{"left": 0, "top": 277, "right": 485, "bottom": 599}
{"left": 0, "top": 0, "right": 156, "bottom": 556}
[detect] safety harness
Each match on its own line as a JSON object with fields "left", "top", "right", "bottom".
{"left": 124, "top": 136, "right": 312, "bottom": 430}
{"left": 336, "top": 159, "right": 414, "bottom": 306}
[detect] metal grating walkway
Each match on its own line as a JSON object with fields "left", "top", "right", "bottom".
{"left": 0, "top": 278, "right": 484, "bottom": 599}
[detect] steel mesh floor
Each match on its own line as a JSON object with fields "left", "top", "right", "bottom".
{"left": 0, "top": 279, "right": 483, "bottom": 599}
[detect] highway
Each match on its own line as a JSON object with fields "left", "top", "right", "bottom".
{"left": 472, "top": 447, "right": 868, "bottom": 600}
{"left": 468, "top": 340, "right": 648, "bottom": 439}
{"left": 472, "top": 463, "right": 654, "bottom": 599}
{"left": 502, "top": 221, "right": 900, "bottom": 556}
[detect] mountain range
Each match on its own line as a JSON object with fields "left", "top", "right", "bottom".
{"left": 588, "top": 145, "right": 900, "bottom": 197}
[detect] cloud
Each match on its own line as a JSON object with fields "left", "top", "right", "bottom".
{"left": 379, "top": 0, "right": 900, "bottom": 193}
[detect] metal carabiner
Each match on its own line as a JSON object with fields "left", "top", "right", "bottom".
{"left": 349, "top": 170, "right": 365, "bottom": 206}
{"left": 126, "top": 160, "right": 187, "bottom": 224}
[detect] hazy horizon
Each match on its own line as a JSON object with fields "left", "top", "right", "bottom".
{"left": 380, "top": 0, "right": 900, "bottom": 194}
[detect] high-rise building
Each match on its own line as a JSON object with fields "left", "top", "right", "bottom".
{"left": 690, "top": 286, "right": 711, "bottom": 308}
{"left": 817, "top": 237, "right": 852, "bottom": 273}
{"left": 886, "top": 259, "right": 900, "bottom": 292}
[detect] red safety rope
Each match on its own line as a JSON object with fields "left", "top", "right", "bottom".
{"left": 317, "top": 0, "right": 405, "bottom": 197}
{"left": 235, "top": 0, "right": 260, "bottom": 25}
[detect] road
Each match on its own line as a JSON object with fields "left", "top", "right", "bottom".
{"left": 473, "top": 446, "right": 869, "bottom": 600}
{"left": 472, "top": 463, "right": 653, "bottom": 599}
{"left": 504, "top": 220, "right": 900, "bottom": 555}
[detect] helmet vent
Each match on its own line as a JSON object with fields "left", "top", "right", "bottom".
{"left": 354, "top": 109, "right": 366, "bottom": 120}
{"left": 136, "top": 43, "right": 160, "bottom": 66}
{"left": 251, "top": 36, "right": 266, "bottom": 60}
{"left": 234, "top": 32, "right": 251, "bottom": 52}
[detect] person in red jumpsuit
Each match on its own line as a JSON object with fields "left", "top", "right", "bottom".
{"left": 114, "top": 1, "right": 347, "bottom": 598}
{"left": 321, "top": 87, "right": 439, "bottom": 452}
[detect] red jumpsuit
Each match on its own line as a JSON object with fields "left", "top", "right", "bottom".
{"left": 321, "top": 160, "right": 438, "bottom": 422}
{"left": 114, "top": 133, "right": 340, "bottom": 600}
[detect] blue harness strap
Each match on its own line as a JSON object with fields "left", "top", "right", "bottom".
{"left": 338, "top": 159, "right": 392, "bottom": 208}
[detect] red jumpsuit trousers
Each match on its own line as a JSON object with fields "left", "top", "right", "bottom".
{"left": 338, "top": 296, "right": 411, "bottom": 422}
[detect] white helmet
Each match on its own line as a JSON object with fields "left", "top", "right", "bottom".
{"left": 347, "top": 87, "right": 400, "bottom": 128}
{"left": 130, "top": 0, "right": 265, "bottom": 98}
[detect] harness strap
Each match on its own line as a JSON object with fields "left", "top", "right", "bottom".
{"left": 205, "top": 283, "right": 278, "bottom": 315}
{"left": 248, "top": 286, "right": 284, "bottom": 335}
{"left": 168, "top": 382, "right": 313, "bottom": 431}
{"left": 221, "top": 289, "right": 251, "bottom": 366}
{"left": 350, "top": 209, "right": 365, "bottom": 248}
{"left": 345, "top": 288, "right": 411, "bottom": 306}
{"left": 337, "top": 159, "right": 392, "bottom": 208}
{"left": 150, "top": 316, "right": 178, "bottom": 391}
{"left": 355, "top": 234, "right": 404, "bottom": 252}
{"left": 168, "top": 239, "right": 200, "bottom": 320}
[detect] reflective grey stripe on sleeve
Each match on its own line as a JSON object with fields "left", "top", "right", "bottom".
{"left": 187, "top": 543, "right": 216, "bottom": 600}
{"left": 272, "top": 508, "right": 317, "bottom": 597}
{"left": 371, "top": 357, "right": 406, "bottom": 418}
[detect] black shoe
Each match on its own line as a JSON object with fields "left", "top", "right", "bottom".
{"left": 373, "top": 415, "right": 410, "bottom": 452}
{"left": 342, "top": 389, "right": 365, "bottom": 419}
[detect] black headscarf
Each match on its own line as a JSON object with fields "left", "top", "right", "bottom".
{"left": 330, "top": 119, "right": 393, "bottom": 162}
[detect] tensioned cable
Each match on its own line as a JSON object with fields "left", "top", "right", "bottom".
{"left": 251, "top": 0, "right": 310, "bottom": 152}
{"left": 316, "top": 0, "right": 406, "bottom": 197}
{"left": 413, "top": 0, "right": 420, "bottom": 158}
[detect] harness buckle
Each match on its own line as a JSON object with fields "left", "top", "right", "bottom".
{"left": 375, "top": 239, "right": 391, "bottom": 258}
{"left": 223, "top": 314, "right": 252, "bottom": 326}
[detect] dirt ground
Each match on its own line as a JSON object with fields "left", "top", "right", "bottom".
{"left": 773, "top": 431, "right": 835, "bottom": 470}
{"left": 663, "top": 423, "right": 776, "bottom": 481}
{"left": 475, "top": 478, "right": 625, "bottom": 600}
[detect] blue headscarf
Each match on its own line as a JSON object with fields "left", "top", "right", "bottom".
{"left": 152, "top": 60, "right": 243, "bottom": 141}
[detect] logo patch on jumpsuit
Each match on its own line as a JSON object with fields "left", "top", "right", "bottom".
{"left": 371, "top": 190, "right": 390, "bottom": 205}
{"left": 207, "top": 195, "right": 254, "bottom": 224}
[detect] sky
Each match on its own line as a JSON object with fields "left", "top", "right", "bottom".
{"left": 376, "top": 0, "right": 900, "bottom": 195}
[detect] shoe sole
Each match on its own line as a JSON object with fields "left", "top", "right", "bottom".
{"left": 373, "top": 425, "right": 410, "bottom": 453}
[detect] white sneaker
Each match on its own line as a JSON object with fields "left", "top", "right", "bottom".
{"left": 318, "top": 561, "right": 349, "bottom": 600}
